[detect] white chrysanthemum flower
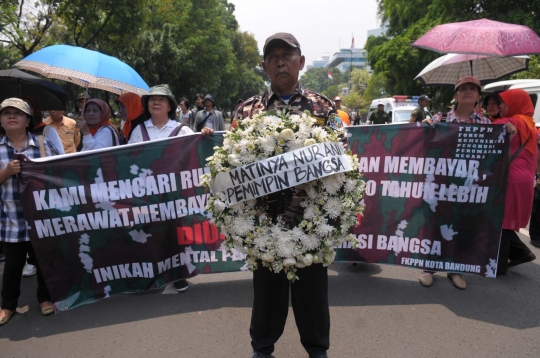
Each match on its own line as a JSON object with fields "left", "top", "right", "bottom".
{"left": 228, "top": 154, "right": 241, "bottom": 166}
{"left": 275, "top": 239, "right": 296, "bottom": 258}
{"left": 322, "top": 175, "right": 343, "bottom": 195}
{"left": 301, "top": 235, "right": 320, "bottom": 250}
{"left": 232, "top": 216, "right": 255, "bottom": 236}
{"left": 303, "top": 206, "right": 316, "bottom": 219}
{"left": 344, "top": 179, "right": 357, "bottom": 193}
{"left": 315, "top": 223, "right": 334, "bottom": 237}
{"left": 259, "top": 136, "right": 275, "bottom": 153}
{"left": 323, "top": 197, "right": 343, "bottom": 219}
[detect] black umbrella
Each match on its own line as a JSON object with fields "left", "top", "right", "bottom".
{"left": 0, "top": 68, "right": 68, "bottom": 110}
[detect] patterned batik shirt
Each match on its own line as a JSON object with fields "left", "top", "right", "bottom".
{"left": 432, "top": 107, "right": 491, "bottom": 124}
{"left": 233, "top": 84, "right": 339, "bottom": 128}
{"left": 0, "top": 134, "right": 57, "bottom": 242}
{"left": 233, "top": 84, "right": 338, "bottom": 228}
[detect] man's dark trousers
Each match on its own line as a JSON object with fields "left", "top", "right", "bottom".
{"left": 250, "top": 262, "right": 330, "bottom": 356}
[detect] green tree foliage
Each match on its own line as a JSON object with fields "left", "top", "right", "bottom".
{"left": 0, "top": 0, "right": 60, "bottom": 57}
{"left": 0, "top": 0, "right": 265, "bottom": 109}
{"left": 350, "top": 68, "right": 370, "bottom": 94}
{"left": 300, "top": 67, "right": 346, "bottom": 94}
{"left": 368, "top": 0, "right": 540, "bottom": 102}
{"left": 300, "top": 68, "right": 330, "bottom": 93}
{"left": 363, "top": 72, "right": 389, "bottom": 102}
{"left": 515, "top": 56, "right": 540, "bottom": 79}
{"left": 342, "top": 92, "right": 364, "bottom": 110}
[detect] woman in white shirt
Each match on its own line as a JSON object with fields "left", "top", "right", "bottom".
{"left": 76, "top": 99, "right": 121, "bottom": 151}
{"left": 128, "top": 85, "right": 213, "bottom": 292}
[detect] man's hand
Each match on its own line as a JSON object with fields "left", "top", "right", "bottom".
{"left": 201, "top": 127, "right": 214, "bottom": 136}
{"left": 75, "top": 117, "right": 90, "bottom": 136}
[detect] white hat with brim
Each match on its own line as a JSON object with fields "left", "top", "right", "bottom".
{"left": 0, "top": 98, "right": 32, "bottom": 116}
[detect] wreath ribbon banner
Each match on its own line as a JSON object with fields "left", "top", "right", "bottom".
{"left": 211, "top": 142, "right": 352, "bottom": 205}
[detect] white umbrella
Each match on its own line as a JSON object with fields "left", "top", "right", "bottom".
{"left": 415, "top": 53, "right": 530, "bottom": 86}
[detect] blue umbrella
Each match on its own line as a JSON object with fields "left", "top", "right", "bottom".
{"left": 15, "top": 45, "right": 150, "bottom": 95}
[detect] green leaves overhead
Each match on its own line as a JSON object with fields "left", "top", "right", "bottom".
{"left": 369, "top": 0, "right": 540, "bottom": 106}
{"left": 0, "top": 0, "right": 265, "bottom": 109}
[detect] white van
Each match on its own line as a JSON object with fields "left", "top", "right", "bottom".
{"left": 367, "top": 96, "right": 420, "bottom": 124}
{"left": 483, "top": 79, "right": 540, "bottom": 123}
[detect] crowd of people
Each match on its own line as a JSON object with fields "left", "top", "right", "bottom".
{"left": 0, "top": 83, "right": 218, "bottom": 327}
{"left": 0, "top": 30, "right": 539, "bottom": 358}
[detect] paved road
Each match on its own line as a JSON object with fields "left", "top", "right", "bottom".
{"left": 1, "top": 232, "right": 539, "bottom": 358}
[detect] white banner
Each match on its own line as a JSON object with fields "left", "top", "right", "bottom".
{"left": 211, "top": 142, "right": 352, "bottom": 204}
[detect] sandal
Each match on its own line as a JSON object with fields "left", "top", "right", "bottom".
{"left": 40, "top": 302, "right": 54, "bottom": 316}
{"left": 0, "top": 309, "right": 15, "bottom": 326}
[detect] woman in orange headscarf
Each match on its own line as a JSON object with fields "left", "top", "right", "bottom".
{"left": 75, "top": 99, "right": 121, "bottom": 151}
{"left": 117, "top": 92, "right": 146, "bottom": 141}
{"left": 493, "top": 89, "right": 538, "bottom": 275}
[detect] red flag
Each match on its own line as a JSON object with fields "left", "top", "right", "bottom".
{"left": 351, "top": 35, "right": 355, "bottom": 50}
{"left": 328, "top": 71, "right": 333, "bottom": 80}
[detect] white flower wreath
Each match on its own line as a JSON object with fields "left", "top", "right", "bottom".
{"left": 202, "top": 110, "right": 366, "bottom": 281}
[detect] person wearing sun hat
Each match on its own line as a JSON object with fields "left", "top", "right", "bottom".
{"left": 419, "top": 76, "right": 490, "bottom": 290}
{"left": 129, "top": 85, "right": 213, "bottom": 293}
{"left": 425, "top": 76, "right": 490, "bottom": 126}
{"left": 0, "top": 98, "right": 59, "bottom": 326}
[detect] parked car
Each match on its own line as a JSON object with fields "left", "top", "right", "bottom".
{"left": 367, "top": 96, "right": 424, "bottom": 124}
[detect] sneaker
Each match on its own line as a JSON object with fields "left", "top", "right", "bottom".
{"left": 22, "top": 263, "right": 36, "bottom": 277}
{"left": 174, "top": 279, "right": 189, "bottom": 292}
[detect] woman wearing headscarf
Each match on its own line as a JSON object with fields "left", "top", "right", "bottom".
{"left": 117, "top": 92, "right": 147, "bottom": 141}
{"left": 76, "top": 99, "right": 121, "bottom": 151}
{"left": 0, "top": 98, "right": 59, "bottom": 326}
{"left": 493, "top": 89, "right": 538, "bottom": 275}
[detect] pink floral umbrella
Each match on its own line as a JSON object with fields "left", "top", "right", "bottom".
{"left": 412, "top": 18, "right": 540, "bottom": 57}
